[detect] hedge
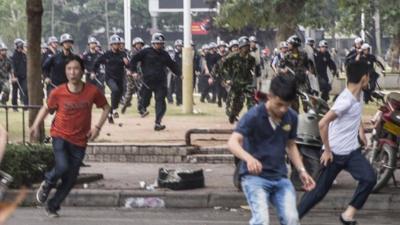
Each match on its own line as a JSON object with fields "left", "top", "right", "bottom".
{"left": 0, "top": 144, "right": 54, "bottom": 188}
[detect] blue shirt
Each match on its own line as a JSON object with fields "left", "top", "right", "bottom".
{"left": 235, "top": 103, "right": 298, "bottom": 180}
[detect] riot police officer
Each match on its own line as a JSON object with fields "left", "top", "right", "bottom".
{"left": 11, "top": 39, "right": 28, "bottom": 108}
{"left": 121, "top": 37, "right": 145, "bottom": 114}
{"left": 228, "top": 40, "right": 239, "bottom": 54}
{"left": 314, "top": 40, "right": 338, "bottom": 101}
{"left": 129, "top": 32, "right": 180, "bottom": 131}
{"left": 82, "top": 37, "right": 104, "bottom": 91}
{"left": 167, "top": 39, "right": 183, "bottom": 106}
{"left": 217, "top": 36, "right": 256, "bottom": 124}
{"left": 357, "top": 43, "right": 385, "bottom": 103}
{"left": 43, "top": 33, "right": 76, "bottom": 95}
{"left": 204, "top": 42, "right": 219, "bottom": 103}
{"left": 279, "top": 35, "right": 311, "bottom": 112}
{"left": 42, "top": 36, "right": 59, "bottom": 66}
{"left": 93, "top": 34, "right": 129, "bottom": 124}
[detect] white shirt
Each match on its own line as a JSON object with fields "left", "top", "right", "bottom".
{"left": 326, "top": 88, "right": 363, "bottom": 155}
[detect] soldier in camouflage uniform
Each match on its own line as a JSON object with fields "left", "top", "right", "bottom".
{"left": 278, "top": 35, "right": 311, "bottom": 112}
{"left": 0, "top": 43, "right": 12, "bottom": 105}
{"left": 121, "top": 37, "right": 144, "bottom": 114}
{"left": 217, "top": 36, "right": 256, "bottom": 124}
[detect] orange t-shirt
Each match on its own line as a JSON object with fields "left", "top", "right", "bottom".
{"left": 47, "top": 83, "right": 108, "bottom": 147}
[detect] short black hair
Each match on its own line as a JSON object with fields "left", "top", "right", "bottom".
{"left": 269, "top": 75, "right": 297, "bottom": 102}
{"left": 65, "top": 54, "right": 85, "bottom": 72}
{"left": 346, "top": 60, "right": 369, "bottom": 84}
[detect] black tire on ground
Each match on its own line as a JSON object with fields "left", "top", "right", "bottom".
{"left": 368, "top": 143, "right": 397, "bottom": 193}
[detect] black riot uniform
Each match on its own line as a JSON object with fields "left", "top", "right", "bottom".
{"left": 11, "top": 48, "right": 28, "bottom": 106}
{"left": 129, "top": 45, "right": 180, "bottom": 129}
{"left": 314, "top": 50, "right": 337, "bottom": 101}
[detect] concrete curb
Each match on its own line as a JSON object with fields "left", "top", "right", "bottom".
{"left": 5, "top": 189, "right": 400, "bottom": 210}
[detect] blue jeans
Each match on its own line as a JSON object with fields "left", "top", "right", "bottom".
{"left": 241, "top": 175, "right": 300, "bottom": 225}
{"left": 45, "top": 137, "right": 86, "bottom": 211}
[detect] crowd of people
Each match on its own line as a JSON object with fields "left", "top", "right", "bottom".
{"left": 0, "top": 31, "right": 390, "bottom": 224}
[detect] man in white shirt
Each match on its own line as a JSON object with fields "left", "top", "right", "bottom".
{"left": 297, "top": 60, "right": 377, "bottom": 225}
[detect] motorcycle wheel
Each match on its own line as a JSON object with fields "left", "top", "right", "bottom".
{"left": 290, "top": 145, "right": 322, "bottom": 191}
{"left": 366, "top": 143, "right": 397, "bottom": 193}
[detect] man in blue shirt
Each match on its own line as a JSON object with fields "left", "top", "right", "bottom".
{"left": 228, "top": 75, "right": 315, "bottom": 225}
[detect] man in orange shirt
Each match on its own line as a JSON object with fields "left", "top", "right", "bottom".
{"left": 30, "top": 55, "right": 110, "bottom": 218}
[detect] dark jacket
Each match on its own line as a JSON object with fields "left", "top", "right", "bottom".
{"left": 129, "top": 47, "right": 179, "bottom": 84}
{"left": 93, "top": 50, "right": 127, "bottom": 80}
{"left": 42, "top": 50, "right": 75, "bottom": 85}
{"left": 12, "top": 50, "right": 27, "bottom": 80}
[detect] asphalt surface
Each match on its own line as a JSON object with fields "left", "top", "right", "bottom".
{"left": 6, "top": 207, "right": 400, "bottom": 225}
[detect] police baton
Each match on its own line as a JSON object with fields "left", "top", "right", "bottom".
{"left": 15, "top": 80, "right": 26, "bottom": 97}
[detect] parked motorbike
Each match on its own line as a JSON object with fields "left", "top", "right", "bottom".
{"left": 290, "top": 92, "right": 330, "bottom": 190}
{"left": 365, "top": 91, "right": 400, "bottom": 192}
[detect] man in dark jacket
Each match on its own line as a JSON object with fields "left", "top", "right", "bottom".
{"left": 11, "top": 39, "right": 28, "bottom": 108}
{"left": 129, "top": 33, "right": 180, "bottom": 131}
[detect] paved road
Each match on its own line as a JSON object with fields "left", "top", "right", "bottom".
{"left": 7, "top": 207, "right": 399, "bottom": 225}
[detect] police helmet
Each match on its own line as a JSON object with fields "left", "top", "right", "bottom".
{"left": 238, "top": 36, "right": 250, "bottom": 48}
{"left": 208, "top": 42, "right": 217, "bottom": 49}
{"left": 132, "top": 37, "right": 144, "bottom": 46}
{"left": 151, "top": 32, "right": 165, "bottom": 44}
{"left": 60, "top": 33, "right": 74, "bottom": 44}
{"left": 354, "top": 37, "right": 364, "bottom": 45}
{"left": 174, "top": 39, "right": 183, "bottom": 47}
{"left": 88, "top": 37, "right": 97, "bottom": 44}
{"left": 47, "top": 36, "right": 58, "bottom": 44}
{"left": 286, "top": 35, "right": 301, "bottom": 47}
{"left": 319, "top": 40, "right": 328, "bottom": 47}
{"left": 229, "top": 40, "right": 239, "bottom": 48}
{"left": 109, "top": 34, "right": 120, "bottom": 45}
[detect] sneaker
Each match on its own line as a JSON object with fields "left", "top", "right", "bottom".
{"left": 140, "top": 111, "right": 149, "bottom": 118}
{"left": 113, "top": 112, "right": 119, "bottom": 119}
{"left": 36, "top": 181, "right": 52, "bottom": 204}
{"left": 154, "top": 123, "right": 166, "bottom": 131}
{"left": 108, "top": 113, "right": 114, "bottom": 124}
{"left": 45, "top": 205, "right": 60, "bottom": 218}
{"left": 217, "top": 101, "right": 222, "bottom": 108}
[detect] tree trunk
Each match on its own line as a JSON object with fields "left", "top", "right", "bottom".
{"left": 274, "top": 0, "right": 306, "bottom": 44}
{"left": 26, "top": 0, "right": 45, "bottom": 142}
{"left": 390, "top": 33, "right": 400, "bottom": 71}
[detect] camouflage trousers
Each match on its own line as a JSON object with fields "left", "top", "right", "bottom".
{"left": 226, "top": 87, "right": 255, "bottom": 118}
{"left": 122, "top": 75, "right": 141, "bottom": 107}
{"left": 0, "top": 79, "right": 10, "bottom": 104}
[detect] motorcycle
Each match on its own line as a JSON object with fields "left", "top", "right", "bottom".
{"left": 365, "top": 91, "right": 400, "bottom": 192}
{"left": 290, "top": 92, "right": 330, "bottom": 190}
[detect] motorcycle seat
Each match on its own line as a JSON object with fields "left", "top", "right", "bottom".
{"left": 387, "top": 92, "right": 400, "bottom": 110}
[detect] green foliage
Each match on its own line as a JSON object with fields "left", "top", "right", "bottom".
{"left": 0, "top": 144, "right": 54, "bottom": 188}
{"left": 0, "top": 1, "right": 26, "bottom": 46}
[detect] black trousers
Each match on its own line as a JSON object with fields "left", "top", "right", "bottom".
{"left": 297, "top": 149, "right": 377, "bottom": 219}
{"left": 138, "top": 81, "right": 167, "bottom": 124}
{"left": 12, "top": 77, "right": 28, "bottom": 106}
{"left": 106, "top": 78, "right": 124, "bottom": 111}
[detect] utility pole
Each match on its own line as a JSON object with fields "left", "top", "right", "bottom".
{"left": 105, "top": 0, "right": 110, "bottom": 46}
{"left": 51, "top": 0, "right": 55, "bottom": 36}
{"left": 124, "top": 0, "right": 131, "bottom": 50}
{"left": 374, "top": 0, "right": 382, "bottom": 55}
{"left": 182, "top": 0, "right": 193, "bottom": 114}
